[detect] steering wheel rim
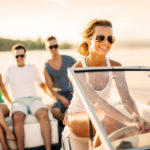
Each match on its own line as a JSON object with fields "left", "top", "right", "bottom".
{"left": 108, "top": 126, "right": 139, "bottom": 141}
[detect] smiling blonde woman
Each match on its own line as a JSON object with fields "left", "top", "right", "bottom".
{"left": 62, "top": 19, "right": 149, "bottom": 150}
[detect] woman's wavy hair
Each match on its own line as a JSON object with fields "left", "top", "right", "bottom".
{"left": 78, "top": 19, "right": 112, "bottom": 56}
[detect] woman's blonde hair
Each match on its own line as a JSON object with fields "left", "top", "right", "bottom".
{"left": 78, "top": 19, "right": 112, "bottom": 56}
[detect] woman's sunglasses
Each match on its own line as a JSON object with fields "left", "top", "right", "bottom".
{"left": 93, "top": 35, "right": 115, "bottom": 44}
{"left": 49, "top": 44, "right": 59, "bottom": 50}
{"left": 15, "top": 54, "right": 25, "bottom": 59}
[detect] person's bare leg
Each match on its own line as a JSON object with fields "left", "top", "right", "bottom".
{"left": 35, "top": 108, "right": 51, "bottom": 150}
{"left": 12, "top": 111, "right": 25, "bottom": 150}
{"left": 0, "top": 105, "right": 15, "bottom": 140}
{"left": 0, "top": 125, "right": 10, "bottom": 150}
{"left": 51, "top": 108, "right": 64, "bottom": 123}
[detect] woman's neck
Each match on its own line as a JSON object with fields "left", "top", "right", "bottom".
{"left": 86, "top": 53, "right": 107, "bottom": 67}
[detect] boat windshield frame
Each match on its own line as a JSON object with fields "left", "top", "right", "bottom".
{"left": 68, "top": 66, "right": 150, "bottom": 150}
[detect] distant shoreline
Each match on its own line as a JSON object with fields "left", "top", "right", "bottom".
{"left": 0, "top": 36, "right": 150, "bottom": 52}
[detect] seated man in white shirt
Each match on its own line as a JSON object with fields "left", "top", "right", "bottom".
{"left": 5, "top": 44, "right": 52, "bottom": 150}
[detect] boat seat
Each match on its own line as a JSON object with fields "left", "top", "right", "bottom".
{"left": 0, "top": 111, "right": 58, "bottom": 150}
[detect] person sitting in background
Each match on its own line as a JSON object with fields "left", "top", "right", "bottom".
{"left": 44, "top": 36, "right": 76, "bottom": 147}
{"left": 5, "top": 44, "right": 52, "bottom": 150}
{"left": 63, "top": 19, "right": 150, "bottom": 150}
{"left": 0, "top": 72, "right": 15, "bottom": 150}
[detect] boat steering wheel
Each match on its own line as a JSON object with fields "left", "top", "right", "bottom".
{"left": 108, "top": 126, "right": 139, "bottom": 141}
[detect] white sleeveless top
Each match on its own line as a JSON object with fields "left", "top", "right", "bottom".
{"left": 82, "top": 57, "right": 113, "bottom": 101}
{"left": 68, "top": 58, "right": 119, "bottom": 113}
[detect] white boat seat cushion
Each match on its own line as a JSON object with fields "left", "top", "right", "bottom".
{"left": 1, "top": 111, "right": 58, "bottom": 149}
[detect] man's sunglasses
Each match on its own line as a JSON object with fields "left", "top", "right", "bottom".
{"left": 15, "top": 54, "right": 25, "bottom": 59}
{"left": 93, "top": 35, "right": 115, "bottom": 44}
{"left": 49, "top": 44, "right": 58, "bottom": 50}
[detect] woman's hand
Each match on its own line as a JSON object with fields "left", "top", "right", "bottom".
{"left": 132, "top": 113, "right": 150, "bottom": 133}
{"left": 132, "top": 113, "right": 143, "bottom": 131}
{"left": 63, "top": 113, "right": 72, "bottom": 126}
{"left": 63, "top": 113, "right": 68, "bottom": 125}
{"left": 143, "top": 122, "right": 150, "bottom": 133}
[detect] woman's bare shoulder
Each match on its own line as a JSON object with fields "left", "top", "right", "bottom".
{"left": 109, "top": 59, "right": 122, "bottom": 66}
{"left": 72, "top": 61, "right": 82, "bottom": 68}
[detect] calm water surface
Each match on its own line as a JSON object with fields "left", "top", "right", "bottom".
{"left": 0, "top": 47, "right": 150, "bottom": 106}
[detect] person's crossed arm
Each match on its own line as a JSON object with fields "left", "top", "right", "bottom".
{"left": 44, "top": 69, "right": 70, "bottom": 108}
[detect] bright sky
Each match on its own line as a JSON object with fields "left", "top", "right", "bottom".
{"left": 0, "top": 0, "right": 150, "bottom": 43}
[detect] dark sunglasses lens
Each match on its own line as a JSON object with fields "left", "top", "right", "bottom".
{"left": 49, "top": 44, "right": 58, "bottom": 50}
{"left": 96, "top": 35, "right": 105, "bottom": 42}
{"left": 107, "top": 36, "right": 113, "bottom": 44}
{"left": 15, "top": 55, "right": 24, "bottom": 59}
{"left": 54, "top": 45, "right": 58, "bottom": 49}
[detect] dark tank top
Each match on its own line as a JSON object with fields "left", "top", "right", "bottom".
{"left": 45, "top": 55, "right": 76, "bottom": 92}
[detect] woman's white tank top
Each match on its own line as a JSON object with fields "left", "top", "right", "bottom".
{"left": 68, "top": 58, "right": 116, "bottom": 113}
{"left": 82, "top": 57, "right": 113, "bottom": 101}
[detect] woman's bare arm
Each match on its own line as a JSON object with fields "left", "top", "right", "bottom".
{"left": 76, "top": 73, "right": 133, "bottom": 126}
{"left": 0, "top": 73, "right": 11, "bottom": 104}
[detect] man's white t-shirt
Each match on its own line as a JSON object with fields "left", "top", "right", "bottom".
{"left": 5, "top": 64, "right": 42, "bottom": 100}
